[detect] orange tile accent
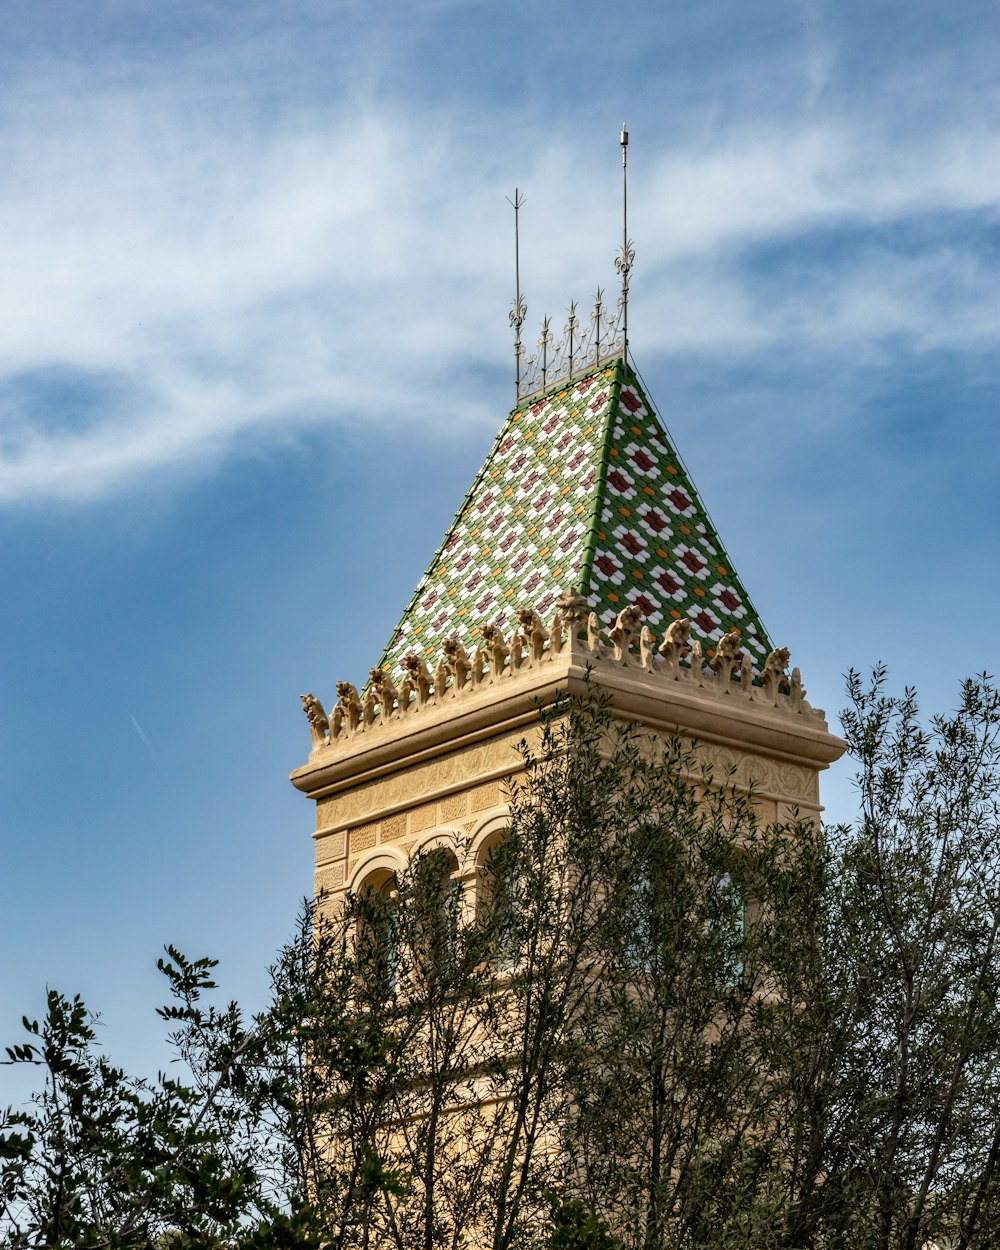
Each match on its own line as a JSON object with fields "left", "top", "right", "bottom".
{"left": 608, "top": 591, "right": 619, "bottom": 603}
{"left": 644, "top": 485, "right": 655, "bottom": 496}
{"left": 667, "top": 465, "right": 678, "bottom": 475}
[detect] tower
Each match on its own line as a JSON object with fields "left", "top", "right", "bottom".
{"left": 290, "top": 341, "right": 845, "bottom": 912}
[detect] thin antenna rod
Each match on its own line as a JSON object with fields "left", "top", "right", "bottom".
{"left": 507, "top": 189, "right": 527, "bottom": 398}
{"left": 616, "top": 124, "right": 634, "bottom": 364}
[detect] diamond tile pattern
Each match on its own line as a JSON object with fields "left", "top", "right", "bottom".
{"left": 377, "top": 359, "right": 771, "bottom": 677}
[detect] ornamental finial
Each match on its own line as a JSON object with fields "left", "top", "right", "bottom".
{"left": 615, "top": 124, "right": 635, "bottom": 364}
{"left": 507, "top": 189, "right": 527, "bottom": 399}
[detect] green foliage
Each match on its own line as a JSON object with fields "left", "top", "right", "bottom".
{"left": 546, "top": 1193, "right": 621, "bottom": 1249}
{"left": 4, "top": 672, "right": 1000, "bottom": 1249}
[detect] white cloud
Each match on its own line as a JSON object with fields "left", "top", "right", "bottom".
{"left": 0, "top": 62, "right": 995, "bottom": 504}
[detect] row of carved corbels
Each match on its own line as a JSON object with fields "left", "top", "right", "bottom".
{"left": 300, "top": 589, "right": 817, "bottom": 752}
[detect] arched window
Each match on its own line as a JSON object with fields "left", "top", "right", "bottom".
{"left": 476, "top": 831, "right": 523, "bottom": 973}
{"left": 410, "top": 845, "right": 461, "bottom": 978}
{"left": 355, "top": 868, "right": 400, "bottom": 996}
{"left": 707, "top": 870, "right": 745, "bottom": 985}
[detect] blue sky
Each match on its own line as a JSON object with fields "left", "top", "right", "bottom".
{"left": 1, "top": 0, "right": 997, "bottom": 1093}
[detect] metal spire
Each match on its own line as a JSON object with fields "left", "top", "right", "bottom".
{"left": 615, "top": 124, "right": 635, "bottom": 363}
{"left": 507, "top": 189, "right": 527, "bottom": 399}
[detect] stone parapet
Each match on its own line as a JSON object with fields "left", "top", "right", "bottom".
{"left": 290, "top": 591, "right": 845, "bottom": 807}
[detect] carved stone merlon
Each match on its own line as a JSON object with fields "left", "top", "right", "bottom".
{"left": 402, "top": 651, "right": 434, "bottom": 706}
{"left": 397, "top": 672, "right": 415, "bottom": 716}
{"left": 762, "top": 647, "right": 791, "bottom": 704}
{"left": 480, "top": 623, "right": 510, "bottom": 678}
{"left": 362, "top": 684, "right": 378, "bottom": 727}
{"left": 711, "top": 627, "right": 743, "bottom": 689}
{"left": 300, "top": 692, "right": 329, "bottom": 748}
{"left": 557, "top": 588, "right": 589, "bottom": 627}
{"left": 443, "top": 636, "right": 472, "bottom": 690}
{"left": 608, "top": 604, "right": 643, "bottom": 663}
{"left": 639, "top": 624, "right": 656, "bottom": 670}
{"left": 658, "top": 618, "right": 692, "bottom": 671}
{"left": 471, "top": 646, "right": 486, "bottom": 686}
{"left": 335, "top": 681, "right": 363, "bottom": 733}
{"left": 586, "top": 611, "right": 606, "bottom": 657}
{"left": 517, "top": 608, "right": 547, "bottom": 664}
{"left": 509, "top": 625, "right": 526, "bottom": 672}
{"left": 370, "top": 667, "right": 399, "bottom": 721}
{"left": 740, "top": 654, "right": 753, "bottom": 695}
{"left": 551, "top": 588, "right": 589, "bottom": 657}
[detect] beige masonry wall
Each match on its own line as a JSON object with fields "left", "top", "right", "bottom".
{"left": 311, "top": 725, "right": 534, "bottom": 899}
{"left": 307, "top": 714, "right": 825, "bottom": 904}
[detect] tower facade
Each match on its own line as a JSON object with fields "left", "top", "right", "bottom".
{"left": 290, "top": 355, "right": 844, "bottom": 906}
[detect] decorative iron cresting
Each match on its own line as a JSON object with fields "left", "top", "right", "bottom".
{"left": 515, "top": 288, "right": 625, "bottom": 403}
{"left": 510, "top": 129, "right": 635, "bottom": 405}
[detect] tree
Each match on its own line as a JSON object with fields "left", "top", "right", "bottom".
{"left": 0, "top": 949, "right": 312, "bottom": 1249}
{"left": 4, "top": 674, "right": 1000, "bottom": 1249}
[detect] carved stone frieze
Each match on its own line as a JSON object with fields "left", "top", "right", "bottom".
{"left": 314, "top": 731, "right": 525, "bottom": 832}
{"left": 696, "top": 742, "right": 819, "bottom": 804}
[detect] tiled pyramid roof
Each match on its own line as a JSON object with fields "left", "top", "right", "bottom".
{"left": 377, "top": 358, "right": 771, "bottom": 678}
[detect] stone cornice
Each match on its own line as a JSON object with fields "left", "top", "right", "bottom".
{"left": 291, "top": 594, "right": 846, "bottom": 802}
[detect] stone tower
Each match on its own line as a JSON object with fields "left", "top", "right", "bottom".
{"left": 290, "top": 351, "right": 845, "bottom": 903}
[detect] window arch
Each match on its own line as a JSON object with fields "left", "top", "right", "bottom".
{"left": 410, "top": 841, "right": 463, "bottom": 978}
{"left": 470, "top": 811, "right": 522, "bottom": 972}
{"left": 348, "top": 849, "right": 407, "bottom": 997}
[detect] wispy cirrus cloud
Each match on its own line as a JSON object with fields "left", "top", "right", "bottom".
{"left": 0, "top": 49, "right": 995, "bottom": 504}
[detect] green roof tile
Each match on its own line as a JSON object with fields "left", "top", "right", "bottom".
{"left": 377, "top": 358, "right": 771, "bottom": 676}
